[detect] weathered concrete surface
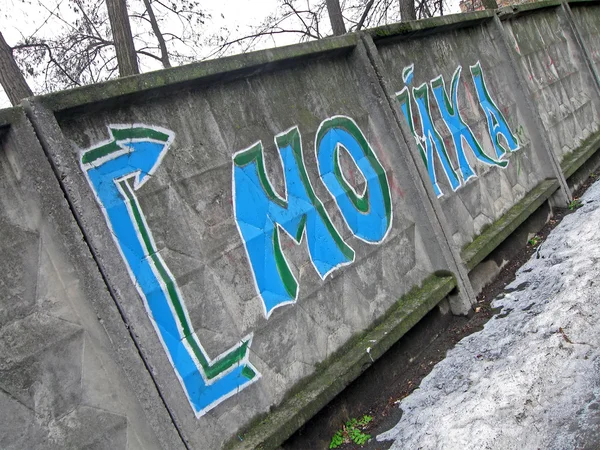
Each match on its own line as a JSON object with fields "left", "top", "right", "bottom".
{"left": 379, "top": 177, "right": 600, "bottom": 449}
{"left": 0, "top": 109, "right": 182, "bottom": 449}
{"left": 7, "top": 2, "right": 600, "bottom": 448}
{"left": 27, "top": 39, "right": 465, "bottom": 449}
{"left": 568, "top": 3, "right": 600, "bottom": 94}
{"left": 503, "top": 5, "right": 600, "bottom": 165}
{"left": 374, "top": 19, "right": 555, "bottom": 251}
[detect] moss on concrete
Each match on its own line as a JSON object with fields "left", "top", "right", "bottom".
{"left": 368, "top": 10, "right": 494, "bottom": 42}
{"left": 225, "top": 274, "right": 457, "bottom": 450}
{"left": 35, "top": 35, "right": 358, "bottom": 114}
{"left": 510, "top": 0, "right": 562, "bottom": 13}
{"left": 567, "top": 0, "right": 600, "bottom": 6}
{"left": 461, "top": 179, "right": 560, "bottom": 271}
{"left": 497, "top": 0, "right": 562, "bottom": 20}
{"left": 0, "top": 106, "right": 25, "bottom": 128}
{"left": 561, "top": 129, "right": 600, "bottom": 179}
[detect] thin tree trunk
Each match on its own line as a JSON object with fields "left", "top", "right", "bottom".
{"left": 142, "top": 0, "right": 171, "bottom": 68}
{"left": 326, "top": 0, "right": 346, "bottom": 35}
{"left": 400, "top": 0, "right": 416, "bottom": 21}
{"left": 0, "top": 32, "right": 32, "bottom": 106}
{"left": 356, "top": 0, "right": 375, "bottom": 31}
{"left": 106, "top": 0, "right": 139, "bottom": 76}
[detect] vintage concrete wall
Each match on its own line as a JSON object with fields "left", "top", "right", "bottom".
{"left": 501, "top": 2, "right": 600, "bottom": 165}
{"left": 3, "top": 1, "right": 600, "bottom": 449}
{"left": 23, "top": 36, "right": 470, "bottom": 448}
{"left": 370, "top": 14, "right": 560, "bottom": 250}
{"left": 0, "top": 108, "right": 183, "bottom": 449}
{"left": 568, "top": 2, "right": 600, "bottom": 119}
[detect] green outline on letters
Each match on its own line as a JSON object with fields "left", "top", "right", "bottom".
{"left": 234, "top": 127, "right": 355, "bottom": 267}
{"left": 118, "top": 178, "right": 252, "bottom": 381}
{"left": 82, "top": 127, "right": 171, "bottom": 165}
{"left": 316, "top": 116, "right": 392, "bottom": 227}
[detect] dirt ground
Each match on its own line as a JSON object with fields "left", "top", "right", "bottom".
{"left": 281, "top": 173, "right": 599, "bottom": 450}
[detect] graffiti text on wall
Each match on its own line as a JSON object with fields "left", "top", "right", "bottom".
{"left": 397, "top": 62, "right": 520, "bottom": 197}
{"left": 232, "top": 116, "right": 393, "bottom": 318}
{"left": 80, "top": 125, "right": 260, "bottom": 417}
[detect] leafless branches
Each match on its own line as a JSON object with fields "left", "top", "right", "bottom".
{"left": 9, "top": 0, "right": 209, "bottom": 93}
{"left": 208, "top": 0, "right": 447, "bottom": 59}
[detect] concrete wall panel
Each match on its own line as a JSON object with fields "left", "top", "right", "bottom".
{"left": 35, "top": 43, "right": 460, "bottom": 448}
{"left": 503, "top": 6, "right": 600, "bottom": 163}
{"left": 0, "top": 109, "right": 180, "bottom": 449}
{"left": 569, "top": 3, "right": 600, "bottom": 91}
{"left": 6, "top": 3, "right": 600, "bottom": 447}
{"left": 375, "top": 20, "right": 548, "bottom": 249}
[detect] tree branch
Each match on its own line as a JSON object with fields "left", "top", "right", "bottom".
{"left": 12, "top": 41, "right": 81, "bottom": 86}
{"left": 355, "top": 0, "right": 375, "bottom": 31}
{"left": 142, "top": 0, "right": 171, "bottom": 68}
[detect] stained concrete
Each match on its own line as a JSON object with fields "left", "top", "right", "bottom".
{"left": 568, "top": 3, "right": 600, "bottom": 88}
{"left": 0, "top": 109, "right": 182, "bottom": 449}
{"left": 4, "top": 2, "right": 600, "bottom": 448}
{"left": 373, "top": 16, "right": 557, "bottom": 251}
{"left": 503, "top": 4, "right": 600, "bottom": 165}
{"left": 26, "top": 40, "right": 465, "bottom": 448}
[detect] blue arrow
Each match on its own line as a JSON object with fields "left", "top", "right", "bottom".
{"left": 81, "top": 125, "right": 260, "bottom": 417}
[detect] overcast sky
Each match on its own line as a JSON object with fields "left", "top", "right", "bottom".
{"left": 0, "top": 0, "right": 460, "bottom": 108}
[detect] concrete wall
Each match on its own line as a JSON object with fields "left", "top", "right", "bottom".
{"left": 23, "top": 37, "right": 469, "bottom": 448}
{"left": 502, "top": 3, "right": 600, "bottom": 164}
{"left": 372, "top": 15, "right": 558, "bottom": 250}
{"left": 0, "top": 108, "right": 182, "bottom": 449}
{"left": 3, "top": 1, "right": 600, "bottom": 448}
{"left": 570, "top": 2, "right": 600, "bottom": 79}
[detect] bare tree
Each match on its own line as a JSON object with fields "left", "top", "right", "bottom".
{"left": 0, "top": 31, "right": 32, "bottom": 105}
{"left": 326, "top": 0, "right": 346, "bottom": 35}
{"left": 8, "top": 0, "right": 209, "bottom": 94}
{"left": 211, "top": 0, "right": 448, "bottom": 58}
{"left": 4, "top": 0, "right": 448, "bottom": 99}
{"left": 106, "top": 0, "right": 139, "bottom": 76}
{"left": 142, "top": 0, "right": 170, "bottom": 67}
{"left": 400, "top": 0, "right": 416, "bottom": 21}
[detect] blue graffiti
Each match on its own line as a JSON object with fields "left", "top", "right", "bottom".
{"left": 397, "top": 61, "right": 520, "bottom": 197}
{"left": 233, "top": 126, "right": 355, "bottom": 318}
{"left": 233, "top": 117, "right": 393, "bottom": 318}
{"left": 431, "top": 66, "right": 507, "bottom": 183}
{"left": 81, "top": 126, "right": 259, "bottom": 418}
{"left": 413, "top": 82, "right": 461, "bottom": 196}
{"left": 470, "top": 62, "right": 520, "bottom": 158}
{"left": 316, "top": 116, "right": 392, "bottom": 243}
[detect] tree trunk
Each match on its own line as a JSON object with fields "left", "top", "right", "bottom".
{"left": 106, "top": 0, "right": 139, "bottom": 76}
{"left": 400, "top": 0, "right": 416, "bottom": 21}
{"left": 0, "top": 32, "right": 32, "bottom": 106}
{"left": 326, "top": 0, "right": 347, "bottom": 35}
{"left": 142, "top": 0, "right": 171, "bottom": 68}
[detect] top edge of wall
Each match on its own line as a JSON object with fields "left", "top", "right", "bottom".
{"left": 567, "top": 0, "right": 600, "bottom": 7}
{"left": 18, "top": 0, "right": 599, "bottom": 117}
{"left": 29, "top": 34, "right": 359, "bottom": 117}
{"left": 497, "top": 0, "right": 564, "bottom": 19}
{"left": 367, "top": 10, "right": 495, "bottom": 44}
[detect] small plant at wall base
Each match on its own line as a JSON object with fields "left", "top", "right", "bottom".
{"left": 568, "top": 199, "right": 583, "bottom": 211}
{"left": 329, "top": 415, "right": 373, "bottom": 448}
{"left": 528, "top": 235, "right": 541, "bottom": 247}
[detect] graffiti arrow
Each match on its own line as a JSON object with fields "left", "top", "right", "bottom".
{"left": 81, "top": 125, "right": 259, "bottom": 417}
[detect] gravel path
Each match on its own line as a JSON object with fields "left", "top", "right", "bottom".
{"left": 378, "top": 179, "right": 600, "bottom": 450}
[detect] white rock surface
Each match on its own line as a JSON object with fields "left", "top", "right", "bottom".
{"left": 378, "top": 179, "right": 600, "bottom": 450}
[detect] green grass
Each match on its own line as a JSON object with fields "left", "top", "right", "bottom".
{"left": 329, "top": 415, "right": 373, "bottom": 449}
